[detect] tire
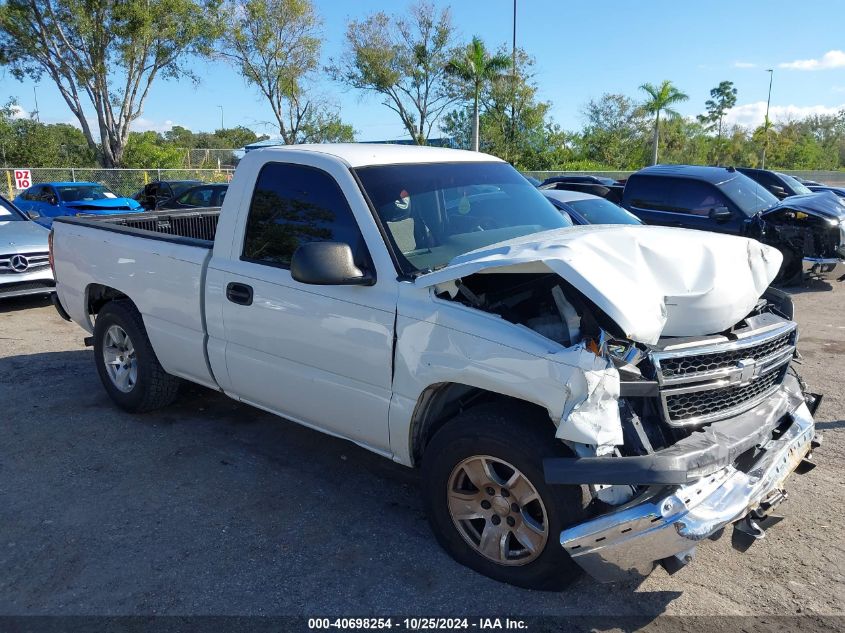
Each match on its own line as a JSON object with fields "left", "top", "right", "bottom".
{"left": 421, "top": 402, "right": 590, "bottom": 590}
{"left": 773, "top": 247, "right": 803, "bottom": 286}
{"left": 93, "top": 300, "right": 181, "bottom": 412}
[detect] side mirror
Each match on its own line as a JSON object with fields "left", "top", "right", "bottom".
{"left": 27, "top": 209, "right": 41, "bottom": 219}
{"left": 46, "top": 195, "right": 58, "bottom": 206}
{"left": 290, "top": 242, "right": 374, "bottom": 286}
{"left": 709, "top": 206, "right": 732, "bottom": 222}
{"left": 770, "top": 185, "right": 788, "bottom": 199}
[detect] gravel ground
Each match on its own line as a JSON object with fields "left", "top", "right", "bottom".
{"left": 0, "top": 274, "right": 843, "bottom": 619}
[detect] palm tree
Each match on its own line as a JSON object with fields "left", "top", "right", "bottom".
{"left": 446, "top": 36, "right": 511, "bottom": 152}
{"left": 639, "top": 80, "right": 689, "bottom": 165}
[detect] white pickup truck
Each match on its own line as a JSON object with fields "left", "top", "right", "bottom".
{"left": 51, "top": 144, "right": 821, "bottom": 589}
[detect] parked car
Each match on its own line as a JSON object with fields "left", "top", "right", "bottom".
{"left": 0, "top": 194, "right": 54, "bottom": 299}
{"left": 540, "top": 174, "right": 620, "bottom": 187}
{"left": 156, "top": 183, "right": 228, "bottom": 210}
{"left": 737, "top": 167, "right": 815, "bottom": 199}
{"left": 540, "top": 180, "right": 626, "bottom": 204}
{"left": 132, "top": 180, "right": 201, "bottom": 210}
{"left": 14, "top": 182, "right": 142, "bottom": 227}
{"left": 808, "top": 185, "right": 845, "bottom": 200}
{"left": 621, "top": 165, "right": 845, "bottom": 283}
{"left": 794, "top": 176, "right": 824, "bottom": 187}
{"left": 51, "top": 144, "right": 819, "bottom": 589}
{"left": 541, "top": 189, "right": 643, "bottom": 225}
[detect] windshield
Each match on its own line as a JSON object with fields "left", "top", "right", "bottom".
{"left": 720, "top": 174, "right": 779, "bottom": 215}
{"left": 0, "top": 196, "right": 26, "bottom": 221}
{"left": 568, "top": 198, "right": 642, "bottom": 225}
{"left": 777, "top": 173, "right": 813, "bottom": 195}
{"left": 355, "top": 162, "right": 570, "bottom": 274}
{"left": 56, "top": 184, "right": 118, "bottom": 202}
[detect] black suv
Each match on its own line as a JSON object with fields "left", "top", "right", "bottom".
{"left": 737, "top": 167, "right": 814, "bottom": 200}
{"left": 621, "top": 165, "right": 845, "bottom": 283}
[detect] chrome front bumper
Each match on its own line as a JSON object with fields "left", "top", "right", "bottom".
{"left": 559, "top": 401, "right": 816, "bottom": 582}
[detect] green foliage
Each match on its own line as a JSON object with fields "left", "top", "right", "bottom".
{"left": 445, "top": 36, "right": 510, "bottom": 152}
{"left": 121, "top": 132, "right": 187, "bottom": 168}
{"left": 441, "top": 49, "right": 569, "bottom": 170}
{"left": 576, "top": 93, "right": 650, "bottom": 169}
{"left": 329, "top": 0, "right": 458, "bottom": 144}
{"left": 218, "top": 0, "right": 352, "bottom": 143}
{"left": 639, "top": 80, "right": 689, "bottom": 164}
{"left": 0, "top": 100, "right": 96, "bottom": 167}
{"left": 0, "top": 0, "right": 221, "bottom": 166}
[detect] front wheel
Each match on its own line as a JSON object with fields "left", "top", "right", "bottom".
{"left": 421, "top": 402, "right": 590, "bottom": 590}
{"left": 93, "top": 300, "right": 181, "bottom": 412}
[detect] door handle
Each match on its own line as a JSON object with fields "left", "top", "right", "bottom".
{"left": 226, "top": 282, "right": 253, "bottom": 306}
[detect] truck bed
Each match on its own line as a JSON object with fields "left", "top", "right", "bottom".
{"left": 52, "top": 208, "right": 220, "bottom": 390}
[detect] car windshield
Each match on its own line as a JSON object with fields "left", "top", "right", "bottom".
{"left": 568, "top": 198, "right": 642, "bottom": 225}
{"left": 720, "top": 174, "right": 779, "bottom": 215}
{"left": 0, "top": 196, "right": 26, "bottom": 220}
{"left": 355, "top": 162, "right": 570, "bottom": 274}
{"left": 56, "top": 184, "right": 117, "bottom": 202}
{"left": 777, "top": 173, "right": 813, "bottom": 195}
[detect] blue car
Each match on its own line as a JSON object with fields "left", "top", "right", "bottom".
{"left": 14, "top": 182, "right": 142, "bottom": 227}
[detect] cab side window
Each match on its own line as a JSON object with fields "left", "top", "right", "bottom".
{"left": 242, "top": 162, "right": 368, "bottom": 269}
{"left": 624, "top": 176, "right": 675, "bottom": 211}
{"left": 668, "top": 180, "right": 730, "bottom": 216}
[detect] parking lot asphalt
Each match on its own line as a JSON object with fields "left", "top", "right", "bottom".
{"left": 0, "top": 275, "right": 843, "bottom": 618}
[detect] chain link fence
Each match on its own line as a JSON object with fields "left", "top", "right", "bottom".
{"left": 3, "top": 167, "right": 235, "bottom": 199}
{"left": 4, "top": 166, "right": 845, "bottom": 201}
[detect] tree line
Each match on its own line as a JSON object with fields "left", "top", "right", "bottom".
{"left": 1, "top": 0, "right": 844, "bottom": 172}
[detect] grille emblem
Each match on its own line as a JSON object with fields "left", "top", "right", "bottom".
{"left": 9, "top": 254, "right": 29, "bottom": 272}
{"left": 734, "top": 358, "right": 758, "bottom": 386}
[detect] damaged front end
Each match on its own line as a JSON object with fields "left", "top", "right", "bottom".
{"left": 415, "top": 226, "right": 820, "bottom": 583}
{"left": 544, "top": 291, "right": 821, "bottom": 581}
{"left": 758, "top": 193, "right": 845, "bottom": 273}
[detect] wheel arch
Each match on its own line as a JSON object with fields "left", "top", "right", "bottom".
{"left": 409, "top": 382, "right": 554, "bottom": 467}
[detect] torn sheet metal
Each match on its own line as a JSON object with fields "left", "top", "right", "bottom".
{"left": 415, "top": 225, "right": 782, "bottom": 345}
{"left": 556, "top": 343, "right": 622, "bottom": 448}
{"left": 391, "top": 288, "right": 625, "bottom": 457}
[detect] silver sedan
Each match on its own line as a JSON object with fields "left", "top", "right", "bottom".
{"left": 0, "top": 195, "right": 54, "bottom": 299}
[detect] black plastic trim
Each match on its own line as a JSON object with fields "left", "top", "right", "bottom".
{"left": 50, "top": 291, "right": 71, "bottom": 321}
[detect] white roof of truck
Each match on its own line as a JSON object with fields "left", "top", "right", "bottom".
{"left": 249, "top": 143, "right": 503, "bottom": 168}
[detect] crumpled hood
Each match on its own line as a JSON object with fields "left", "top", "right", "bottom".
{"left": 415, "top": 225, "right": 782, "bottom": 345}
{"left": 766, "top": 191, "right": 845, "bottom": 221}
{"left": 63, "top": 198, "right": 140, "bottom": 212}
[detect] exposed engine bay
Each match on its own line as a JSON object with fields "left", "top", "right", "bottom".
{"left": 439, "top": 271, "right": 806, "bottom": 505}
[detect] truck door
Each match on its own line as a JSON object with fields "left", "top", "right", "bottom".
{"left": 206, "top": 161, "right": 396, "bottom": 455}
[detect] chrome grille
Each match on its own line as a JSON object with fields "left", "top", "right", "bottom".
{"left": 651, "top": 320, "right": 797, "bottom": 427}
{"left": 665, "top": 366, "right": 785, "bottom": 422}
{"left": 658, "top": 331, "right": 793, "bottom": 380}
{"left": 0, "top": 251, "right": 51, "bottom": 274}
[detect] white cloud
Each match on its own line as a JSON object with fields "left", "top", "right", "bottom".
{"left": 10, "top": 104, "right": 28, "bottom": 119}
{"left": 130, "top": 118, "right": 179, "bottom": 132}
{"left": 733, "top": 61, "right": 756, "bottom": 69}
{"left": 723, "top": 101, "right": 845, "bottom": 128}
{"left": 779, "top": 50, "right": 845, "bottom": 71}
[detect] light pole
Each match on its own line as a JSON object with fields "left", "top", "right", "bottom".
{"left": 32, "top": 85, "right": 40, "bottom": 123}
{"left": 509, "top": 0, "right": 517, "bottom": 161}
{"left": 762, "top": 69, "right": 773, "bottom": 169}
{"left": 217, "top": 105, "right": 224, "bottom": 132}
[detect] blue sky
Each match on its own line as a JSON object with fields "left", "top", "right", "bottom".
{"left": 3, "top": 0, "right": 845, "bottom": 141}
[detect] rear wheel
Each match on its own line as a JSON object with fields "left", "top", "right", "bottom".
{"left": 93, "top": 301, "right": 181, "bottom": 412}
{"left": 421, "top": 402, "right": 590, "bottom": 590}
